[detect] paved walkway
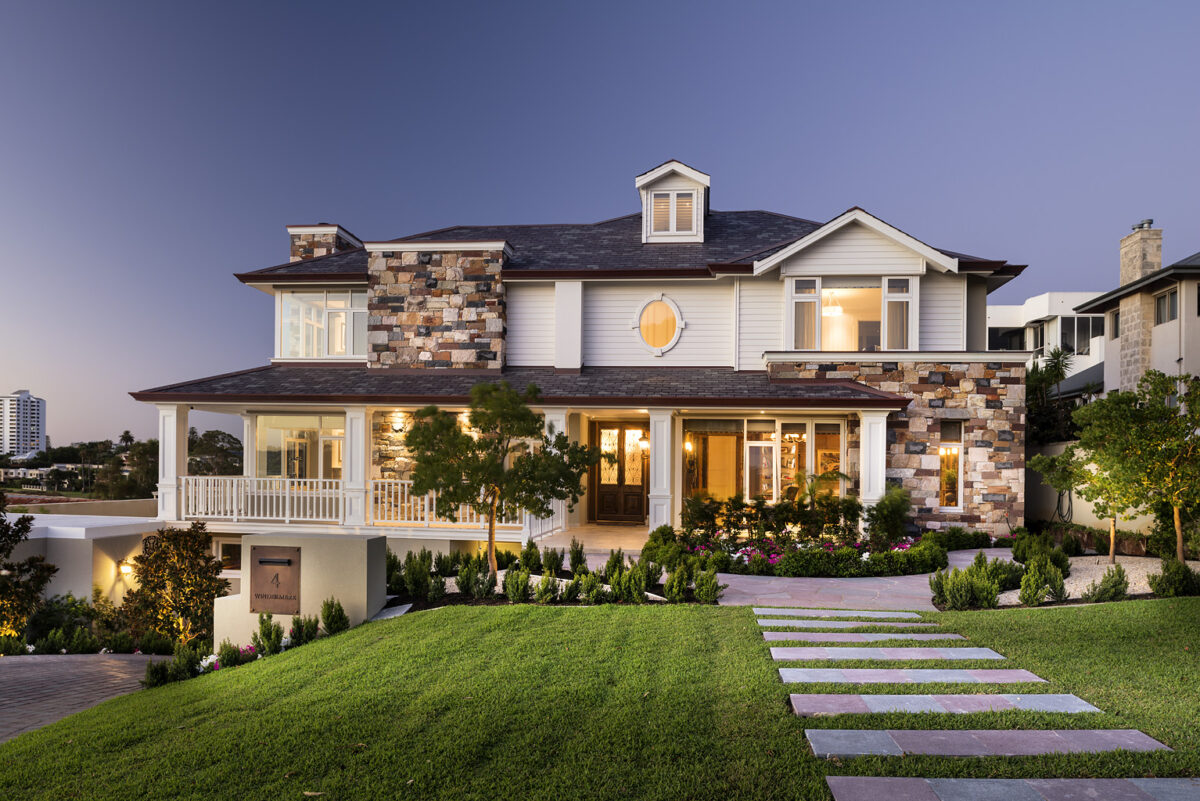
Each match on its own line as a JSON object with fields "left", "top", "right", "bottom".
{"left": 826, "top": 777, "right": 1200, "bottom": 800}
{"left": 721, "top": 549, "right": 1013, "bottom": 610}
{"left": 0, "top": 654, "right": 163, "bottom": 743}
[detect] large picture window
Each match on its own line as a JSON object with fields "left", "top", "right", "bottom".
{"left": 789, "top": 276, "right": 913, "bottom": 352}
{"left": 280, "top": 289, "right": 368, "bottom": 358}
{"left": 255, "top": 415, "right": 345, "bottom": 480}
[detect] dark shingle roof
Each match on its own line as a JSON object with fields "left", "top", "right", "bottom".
{"left": 235, "top": 248, "right": 368, "bottom": 283}
{"left": 131, "top": 365, "right": 910, "bottom": 409}
{"left": 1074, "top": 261, "right": 1200, "bottom": 314}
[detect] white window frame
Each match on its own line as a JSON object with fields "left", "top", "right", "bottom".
{"left": 786, "top": 277, "right": 822, "bottom": 351}
{"left": 649, "top": 190, "right": 696, "bottom": 235}
{"left": 881, "top": 276, "right": 917, "bottom": 351}
{"left": 629, "top": 293, "right": 686, "bottom": 356}
{"left": 275, "top": 288, "right": 369, "bottom": 361}
{"left": 785, "top": 276, "right": 919, "bottom": 352}
{"left": 938, "top": 421, "right": 964, "bottom": 512}
{"left": 740, "top": 417, "right": 848, "bottom": 502}
{"left": 213, "top": 537, "right": 243, "bottom": 580}
{"left": 1154, "top": 287, "right": 1178, "bottom": 325}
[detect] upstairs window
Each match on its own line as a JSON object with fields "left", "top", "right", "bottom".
{"left": 1155, "top": 288, "right": 1178, "bottom": 325}
{"left": 1109, "top": 310, "right": 1120, "bottom": 339}
{"left": 280, "top": 289, "right": 368, "bottom": 358}
{"left": 789, "top": 276, "right": 912, "bottom": 352}
{"left": 884, "top": 278, "right": 912, "bottom": 350}
{"left": 1059, "top": 316, "right": 1103, "bottom": 356}
{"left": 651, "top": 191, "right": 695, "bottom": 234}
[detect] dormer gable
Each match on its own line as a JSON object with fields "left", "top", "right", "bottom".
{"left": 635, "top": 160, "right": 710, "bottom": 244}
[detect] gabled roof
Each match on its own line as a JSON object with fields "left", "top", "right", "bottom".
{"left": 1074, "top": 259, "right": 1200, "bottom": 314}
{"left": 634, "top": 159, "right": 711, "bottom": 189}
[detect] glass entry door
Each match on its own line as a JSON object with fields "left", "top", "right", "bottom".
{"left": 590, "top": 422, "right": 648, "bottom": 523}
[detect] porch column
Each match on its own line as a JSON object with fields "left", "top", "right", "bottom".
{"left": 343, "top": 407, "right": 368, "bottom": 526}
{"left": 240, "top": 414, "right": 256, "bottom": 477}
{"left": 542, "top": 407, "right": 568, "bottom": 439}
{"left": 857, "top": 410, "right": 889, "bottom": 506}
{"left": 156, "top": 404, "right": 188, "bottom": 520}
{"left": 647, "top": 409, "right": 674, "bottom": 529}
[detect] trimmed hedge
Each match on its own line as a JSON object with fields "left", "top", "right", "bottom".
{"left": 919, "top": 526, "right": 991, "bottom": 552}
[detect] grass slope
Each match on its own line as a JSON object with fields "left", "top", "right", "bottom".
{"left": 1, "top": 599, "right": 1197, "bottom": 800}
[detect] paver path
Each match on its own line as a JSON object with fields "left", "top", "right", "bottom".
{"left": 771, "top": 646, "right": 1003, "bottom": 661}
{"left": 808, "top": 728, "right": 1169, "bottom": 758}
{"left": 826, "top": 776, "right": 1200, "bottom": 801}
{"left": 764, "top": 631, "right": 964, "bottom": 642}
{"left": 779, "top": 667, "right": 1045, "bottom": 684}
{"left": 757, "top": 618, "right": 939, "bottom": 628}
{"left": 753, "top": 607, "right": 923, "bottom": 619}
{"left": 791, "top": 693, "right": 1102, "bottom": 716}
{"left": 0, "top": 654, "right": 163, "bottom": 743}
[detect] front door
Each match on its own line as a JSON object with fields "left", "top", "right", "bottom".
{"left": 590, "top": 422, "right": 648, "bottom": 523}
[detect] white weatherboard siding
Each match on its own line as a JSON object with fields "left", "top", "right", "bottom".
{"left": 738, "top": 277, "right": 783, "bottom": 368}
{"left": 778, "top": 221, "right": 924, "bottom": 276}
{"left": 506, "top": 283, "right": 555, "bottom": 366}
{"left": 919, "top": 270, "right": 966, "bottom": 350}
{"left": 582, "top": 282, "right": 734, "bottom": 366}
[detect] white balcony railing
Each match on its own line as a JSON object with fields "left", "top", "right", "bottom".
{"left": 368, "top": 479, "right": 524, "bottom": 529}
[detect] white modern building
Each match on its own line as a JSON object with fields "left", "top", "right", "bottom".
{"left": 1, "top": 389, "right": 47, "bottom": 458}
{"left": 987, "top": 292, "right": 1107, "bottom": 396}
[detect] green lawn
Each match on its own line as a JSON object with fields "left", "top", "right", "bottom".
{"left": 1, "top": 599, "right": 1197, "bottom": 800}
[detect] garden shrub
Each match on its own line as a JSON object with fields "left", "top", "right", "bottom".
{"left": 642, "top": 559, "right": 663, "bottom": 589}
{"left": 403, "top": 549, "right": 433, "bottom": 600}
{"left": 123, "top": 522, "right": 228, "bottom": 647}
{"left": 602, "top": 549, "right": 625, "bottom": 581}
{"left": 562, "top": 576, "right": 581, "bottom": 603}
{"left": 433, "top": 552, "right": 455, "bottom": 577}
{"left": 385, "top": 549, "right": 405, "bottom": 595}
{"left": 1019, "top": 557, "right": 1063, "bottom": 607}
{"left": 321, "top": 597, "right": 350, "bottom": 635}
{"left": 542, "top": 547, "right": 564, "bottom": 577}
{"left": 921, "top": 527, "right": 990, "bottom": 552}
{"left": 534, "top": 572, "right": 559, "bottom": 604}
{"left": 681, "top": 493, "right": 722, "bottom": 538}
{"left": 579, "top": 572, "right": 605, "bottom": 604}
{"left": 143, "top": 659, "right": 171, "bottom": 688}
{"left": 104, "top": 630, "right": 135, "bottom": 653}
{"left": 863, "top": 484, "right": 911, "bottom": 552}
{"left": 985, "top": 558, "right": 1025, "bottom": 592}
{"left": 663, "top": 565, "right": 689, "bottom": 603}
{"left": 940, "top": 568, "right": 999, "bottom": 610}
{"left": 607, "top": 564, "right": 647, "bottom": 604}
{"left": 504, "top": 568, "right": 531, "bottom": 603}
{"left": 1060, "top": 533, "right": 1083, "bottom": 557}
{"left": 166, "top": 643, "right": 201, "bottom": 683}
{"left": 428, "top": 575, "right": 447, "bottom": 603}
{"left": 1148, "top": 558, "right": 1200, "bottom": 598}
{"left": 495, "top": 549, "right": 518, "bottom": 570}
{"left": 929, "top": 569, "right": 946, "bottom": 606}
{"left": 519, "top": 539, "right": 542, "bottom": 574}
{"left": 251, "top": 613, "right": 284, "bottom": 656}
{"left": 706, "top": 550, "right": 732, "bottom": 573}
{"left": 1046, "top": 563, "right": 1069, "bottom": 603}
{"left": 458, "top": 561, "right": 496, "bottom": 601}
{"left": 456, "top": 558, "right": 479, "bottom": 596}
{"left": 0, "top": 634, "right": 24, "bottom": 655}
{"left": 693, "top": 568, "right": 727, "bottom": 605}
{"left": 569, "top": 538, "right": 588, "bottom": 575}
{"left": 217, "top": 638, "right": 242, "bottom": 670}
{"left": 68, "top": 627, "right": 99, "bottom": 654}
{"left": 1081, "top": 564, "right": 1129, "bottom": 603}
{"left": 138, "top": 630, "right": 174, "bottom": 655}
{"left": 25, "top": 593, "right": 93, "bottom": 643}
{"left": 34, "top": 627, "right": 68, "bottom": 654}
{"left": 1012, "top": 531, "right": 1051, "bottom": 563}
{"left": 0, "top": 493, "right": 57, "bottom": 637}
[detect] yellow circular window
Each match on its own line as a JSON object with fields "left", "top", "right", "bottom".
{"left": 639, "top": 300, "right": 678, "bottom": 349}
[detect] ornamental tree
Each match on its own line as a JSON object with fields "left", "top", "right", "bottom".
{"left": 124, "top": 522, "right": 229, "bottom": 646}
{"left": 405, "top": 382, "right": 603, "bottom": 573}
{"left": 0, "top": 492, "right": 58, "bottom": 637}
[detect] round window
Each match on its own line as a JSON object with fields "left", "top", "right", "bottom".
{"left": 639, "top": 300, "right": 678, "bottom": 349}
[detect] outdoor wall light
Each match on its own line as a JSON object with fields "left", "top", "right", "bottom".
{"left": 683, "top": 440, "right": 693, "bottom": 453}
{"left": 638, "top": 435, "right": 650, "bottom": 450}
{"left": 118, "top": 560, "right": 133, "bottom": 576}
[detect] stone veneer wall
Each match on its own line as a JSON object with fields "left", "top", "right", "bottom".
{"left": 768, "top": 360, "right": 1027, "bottom": 535}
{"left": 366, "top": 248, "right": 506, "bottom": 369}
{"left": 1117, "top": 293, "right": 1155, "bottom": 392}
{"left": 371, "top": 411, "right": 413, "bottom": 481}
{"left": 289, "top": 231, "right": 358, "bottom": 262}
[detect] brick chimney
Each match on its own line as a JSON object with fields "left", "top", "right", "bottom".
{"left": 1119, "top": 219, "right": 1161, "bottom": 285}
{"left": 286, "top": 224, "right": 363, "bottom": 262}
{"left": 1117, "top": 219, "right": 1162, "bottom": 391}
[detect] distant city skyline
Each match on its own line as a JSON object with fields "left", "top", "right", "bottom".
{"left": 2, "top": 1, "right": 1198, "bottom": 444}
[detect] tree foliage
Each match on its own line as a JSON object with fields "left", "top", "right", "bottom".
{"left": 405, "top": 382, "right": 602, "bottom": 572}
{"left": 123, "top": 522, "right": 229, "bottom": 646}
{"left": 0, "top": 492, "right": 58, "bottom": 636}
{"left": 188, "top": 428, "right": 243, "bottom": 476}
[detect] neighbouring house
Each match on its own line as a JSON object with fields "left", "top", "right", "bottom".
{"left": 986, "top": 291, "right": 1107, "bottom": 400}
{"left": 1074, "top": 220, "right": 1200, "bottom": 393}
{"left": 130, "top": 159, "right": 1030, "bottom": 581}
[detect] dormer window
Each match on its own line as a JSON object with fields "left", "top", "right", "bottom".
{"left": 652, "top": 191, "right": 695, "bottom": 234}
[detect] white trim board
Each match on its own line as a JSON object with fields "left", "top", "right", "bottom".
{"left": 363, "top": 241, "right": 513, "bottom": 256}
{"left": 762, "top": 350, "right": 1033, "bottom": 363}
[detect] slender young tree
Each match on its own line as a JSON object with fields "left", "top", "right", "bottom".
{"left": 0, "top": 493, "right": 58, "bottom": 636}
{"left": 405, "top": 382, "right": 602, "bottom": 573}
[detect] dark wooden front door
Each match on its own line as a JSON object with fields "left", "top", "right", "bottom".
{"left": 590, "top": 422, "right": 648, "bottom": 523}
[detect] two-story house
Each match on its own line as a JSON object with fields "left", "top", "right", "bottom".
{"left": 132, "top": 161, "right": 1028, "bottom": 576}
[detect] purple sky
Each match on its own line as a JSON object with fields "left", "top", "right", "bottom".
{"left": 2, "top": 1, "right": 1198, "bottom": 446}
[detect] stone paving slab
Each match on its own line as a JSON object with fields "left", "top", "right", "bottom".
{"left": 753, "top": 607, "right": 923, "bottom": 619}
{"left": 0, "top": 654, "right": 165, "bottom": 743}
{"left": 779, "top": 667, "right": 1046, "bottom": 684}
{"left": 789, "top": 693, "right": 1102, "bottom": 716}
{"left": 771, "top": 646, "right": 1003, "bottom": 661}
{"left": 808, "top": 728, "right": 1170, "bottom": 758}
{"left": 763, "top": 631, "right": 964, "bottom": 642}
{"left": 828, "top": 777, "right": 1200, "bottom": 801}
{"left": 757, "top": 618, "right": 939, "bottom": 629}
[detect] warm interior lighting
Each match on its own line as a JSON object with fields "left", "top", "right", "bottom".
{"left": 118, "top": 561, "right": 133, "bottom": 576}
{"left": 822, "top": 291, "right": 844, "bottom": 316}
{"left": 684, "top": 440, "right": 694, "bottom": 453}
{"left": 638, "top": 435, "right": 650, "bottom": 450}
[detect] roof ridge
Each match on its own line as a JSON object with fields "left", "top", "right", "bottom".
{"left": 390, "top": 213, "right": 643, "bottom": 241}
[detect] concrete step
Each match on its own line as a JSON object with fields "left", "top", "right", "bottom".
{"left": 753, "top": 607, "right": 922, "bottom": 619}
{"left": 809, "top": 728, "right": 1169, "bottom": 758}
{"left": 771, "top": 646, "right": 1003, "bottom": 661}
{"left": 758, "top": 619, "right": 939, "bottom": 629}
{"left": 826, "top": 777, "right": 1198, "bottom": 801}
{"left": 764, "top": 632, "right": 963, "bottom": 642}
{"left": 779, "top": 668, "right": 1045, "bottom": 684}
{"left": 790, "top": 693, "right": 1102, "bottom": 717}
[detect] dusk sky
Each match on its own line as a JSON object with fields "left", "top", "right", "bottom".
{"left": 2, "top": 1, "right": 1198, "bottom": 446}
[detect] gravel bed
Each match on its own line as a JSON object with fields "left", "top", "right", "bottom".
{"left": 998, "top": 553, "right": 1200, "bottom": 605}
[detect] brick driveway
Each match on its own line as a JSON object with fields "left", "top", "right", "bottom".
{"left": 0, "top": 654, "right": 165, "bottom": 743}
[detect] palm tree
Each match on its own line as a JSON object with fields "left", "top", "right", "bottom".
{"left": 1042, "top": 347, "right": 1074, "bottom": 400}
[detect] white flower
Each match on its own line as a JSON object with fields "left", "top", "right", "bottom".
{"left": 280, "top": 636, "right": 292, "bottom": 649}
{"left": 198, "top": 654, "right": 219, "bottom": 673}
{"left": 60, "top": 649, "right": 67, "bottom": 654}
{"left": 25, "top": 644, "right": 35, "bottom": 654}
{"left": 860, "top": 552, "right": 871, "bottom": 561}
{"left": 99, "top": 647, "right": 112, "bottom": 655}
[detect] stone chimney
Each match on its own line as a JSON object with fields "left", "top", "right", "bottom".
{"left": 286, "top": 224, "right": 363, "bottom": 262}
{"left": 1117, "top": 219, "right": 1162, "bottom": 391}
{"left": 1119, "top": 219, "right": 1161, "bottom": 285}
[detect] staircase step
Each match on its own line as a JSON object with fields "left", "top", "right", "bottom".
{"left": 779, "top": 668, "right": 1044, "bottom": 684}
{"left": 790, "top": 693, "right": 1102, "bottom": 716}
{"left": 808, "top": 728, "right": 1169, "bottom": 758}
{"left": 771, "top": 646, "right": 1003, "bottom": 661}
{"left": 765, "top": 632, "right": 963, "bottom": 642}
{"left": 826, "top": 777, "right": 1199, "bottom": 801}
{"left": 753, "top": 607, "right": 922, "bottom": 619}
{"left": 758, "top": 619, "right": 938, "bottom": 629}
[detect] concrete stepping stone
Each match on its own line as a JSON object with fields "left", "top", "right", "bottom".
{"left": 753, "top": 607, "right": 922, "bottom": 619}
{"left": 790, "top": 693, "right": 1102, "bottom": 716}
{"left": 779, "top": 667, "right": 1045, "bottom": 684}
{"left": 757, "top": 618, "right": 939, "bottom": 629}
{"left": 764, "top": 631, "right": 964, "bottom": 642}
{"left": 826, "top": 777, "right": 1200, "bottom": 801}
{"left": 808, "top": 728, "right": 1169, "bottom": 758}
{"left": 771, "top": 646, "right": 1003, "bottom": 661}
